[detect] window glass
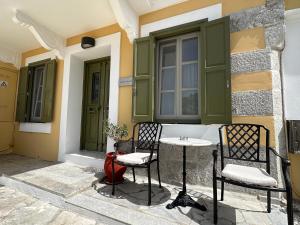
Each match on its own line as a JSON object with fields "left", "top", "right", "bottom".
{"left": 182, "top": 37, "right": 198, "bottom": 62}
{"left": 182, "top": 90, "right": 198, "bottom": 115}
{"left": 160, "top": 92, "right": 175, "bottom": 115}
{"left": 31, "top": 66, "right": 45, "bottom": 120}
{"left": 157, "top": 33, "right": 199, "bottom": 120}
{"left": 161, "top": 68, "right": 176, "bottom": 90}
{"left": 91, "top": 72, "right": 100, "bottom": 103}
{"left": 162, "top": 45, "right": 176, "bottom": 67}
{"left": 182, "top": 63, "right": 198, "bottom": 89}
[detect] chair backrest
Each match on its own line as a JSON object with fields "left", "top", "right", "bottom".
{"left": 133, "top": 122, "right": 162, "bottom": 151}
{"left": 219, "top": 124, "right": 270, "bottom": 165}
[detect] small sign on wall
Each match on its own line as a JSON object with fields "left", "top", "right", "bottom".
{"left": 0, "top": 80, "right": 8, "bottom": 88}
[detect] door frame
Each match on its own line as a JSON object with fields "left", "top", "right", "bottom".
{"left": 80, "top": 56, "right": 111, "bottom": 150}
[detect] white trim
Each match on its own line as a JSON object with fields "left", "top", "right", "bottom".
{"left": 140, "top": 3, "right": 222, "bottom": 37}
{"left": 285, "top": 8, "right": 300, "bottom": 22}
{"left": 19, "top": 123, "right": 51, "bottom": 133}
{"left": 18, "top": 51, "right": 57, "bottom": 133}
{"left": 108, "top": 0, "right": 138, "bottom": 43}
{"left": 25, "top": 51, "right": 56, "bottom": 66}
{"left": 58, "top": 32, "right": 121, "bottom": 162}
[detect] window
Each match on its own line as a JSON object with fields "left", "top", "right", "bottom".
{"left": 30, "top": 65, "right": 46, "bottom": 121}
{"left": 16, "top": 59, "right": 57, "bottom": 123}
{"left": 133, "top": 17, "right": 231, "bottom": 124}
{"left": 157, "top": 33, "right": 199, "bottom": 120}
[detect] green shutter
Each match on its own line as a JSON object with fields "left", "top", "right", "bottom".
{"left": 201, "top": 16, "right": 231, "bottom": 124}
{"left": 41, "top": 59, "right": 57, "bottom": 122}
{"left": 132, "top": 36, "right": 154, "bottom": 122}
{"left": 16, "top": 67, "right": 29, "bottom": 122}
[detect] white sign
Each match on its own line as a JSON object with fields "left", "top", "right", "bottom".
{"left": 0, "top": 80, "right": 8, "bottom": 88}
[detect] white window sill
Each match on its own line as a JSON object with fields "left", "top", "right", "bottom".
{"left": 19, "top": 123, "right": 52, "bottom": 134}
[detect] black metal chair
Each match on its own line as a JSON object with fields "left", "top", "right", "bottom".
{"left": 213, "top": 124, "right": 293, "bottom": 225}
{"left": 111, "top": 122, "right": 163, "bottom": 206}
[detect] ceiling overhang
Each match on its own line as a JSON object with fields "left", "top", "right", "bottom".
{"left": 0, "top": 46, "right": 21, "bottom": 68}
{"left": 12, "top": 10, "right": 65, "bottom": 59}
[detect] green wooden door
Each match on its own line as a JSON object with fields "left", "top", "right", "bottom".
{"left": 82, "top": 58, "right": 110, "bottom": 151}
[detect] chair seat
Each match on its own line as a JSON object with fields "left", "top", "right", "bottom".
{"left": 116, "top": 152, "right": 157, "bottom": 165}
{"left": 221, "top": 164, "right": 278, "bottom": 187}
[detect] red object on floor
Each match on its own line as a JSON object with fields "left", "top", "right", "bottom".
{"left": 104, "top": 151, "right": 127, "bottom": 184}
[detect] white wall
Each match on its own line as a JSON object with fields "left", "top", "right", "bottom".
{"left": 65, "top": 55, "right": 84, "bottom": 154}
{"left": 283, "top": 9, "right": 300, "bottom": 120}
{"left": 58, "top": 33, "right": 121, "bottom": 161}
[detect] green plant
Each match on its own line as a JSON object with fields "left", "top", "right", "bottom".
{"left": 104, "top": 120, "right": 128, "bottom": 142}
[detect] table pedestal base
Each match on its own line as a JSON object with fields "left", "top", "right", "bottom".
{"left": 166, "top": 191, "right": 207, "bottom": 211}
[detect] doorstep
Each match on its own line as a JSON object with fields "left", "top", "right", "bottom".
{"left": 65, "top": 150, "right": 106, "bottom": 170}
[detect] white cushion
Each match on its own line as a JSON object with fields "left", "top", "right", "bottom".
{"left": 116, "top": 152, "right": 157, "bottom": 165}
{"left": 221, "top": 164, "right": 278, "bottom": 187}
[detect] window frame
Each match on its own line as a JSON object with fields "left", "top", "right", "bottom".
{"left": 156, "top": 32, "right": 201, "bottom": 121}
{"left": 27, "top": 59, "right": 50, "bottom": 123}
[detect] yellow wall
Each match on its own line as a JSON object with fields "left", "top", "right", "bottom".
{"left": 13, "top": 56, "right": 63, "bottom": 161}
{"left": 0, "top": 61, "right": 18, "bottom": 154}
{"left": 289, "top": 154, "right": 300, "bottom": 199}
{"left": 285, "top": 0, "right": 300, "bottom": 10}
{"left": 17, "top": 0, "right": 271, "bottom": 160}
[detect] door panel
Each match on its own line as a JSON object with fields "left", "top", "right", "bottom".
{"left": 82, "top": 58, "right": 110, "bottom": 151}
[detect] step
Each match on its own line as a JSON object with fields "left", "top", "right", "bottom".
{"left": 66, "top": 192, "right": 182, "bottom": 225}
{"left": 0, "top": 175, "right": 126, "bottom": 225}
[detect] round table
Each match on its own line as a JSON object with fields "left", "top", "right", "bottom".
{"left": 160, "top": 137, "right": 212, "bottom": 211}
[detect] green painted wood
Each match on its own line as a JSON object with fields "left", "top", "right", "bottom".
{"left": 16, "top": 67, "right": 29, "bottom": 122}
{"left": 82, "top": 58, "right": 110, "bottom": 151}
{"left": 201, "top": 16, "right": 231, "bottom": 124}
{"left": 133, "top": 36, "right": 154, "bottom": 122}
{"left": 41, "top": 59, "right": 57, "bottom": 122}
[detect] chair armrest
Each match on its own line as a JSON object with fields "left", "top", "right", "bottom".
{"left": 269, "top": 147, "right": 292, "bottom": 189}
{"left": 268, "top": 147, "right": 291, "bottom": 166}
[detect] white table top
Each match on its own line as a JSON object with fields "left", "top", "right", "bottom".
{"left": 160, "top": 137, "right": 212, "bottom": 147}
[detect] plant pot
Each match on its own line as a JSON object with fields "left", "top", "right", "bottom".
{"left": 104, "top": 151, "right": 127, "bottom": 184}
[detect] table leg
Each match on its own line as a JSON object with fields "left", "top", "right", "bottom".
{"left": 166, "top": 145, "right": 207, "bottom": 211}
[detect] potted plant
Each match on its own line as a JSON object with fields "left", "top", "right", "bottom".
{"left": 103, "top": 121, "right": 128, "bottom": 184}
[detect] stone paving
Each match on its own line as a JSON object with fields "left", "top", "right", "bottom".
{"left": 0, "top": 185, "right": 102, "bottom": 225}
{"left": 0, "top": 154, "right": 299, "bottom": 225}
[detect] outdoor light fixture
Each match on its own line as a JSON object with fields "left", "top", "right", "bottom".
{"left": 81, "top": 36, "right": 95, "bottom": 49}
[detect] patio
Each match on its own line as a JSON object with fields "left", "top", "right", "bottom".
{"left": 0, "top": 154, "right": 298, "bottom": 225}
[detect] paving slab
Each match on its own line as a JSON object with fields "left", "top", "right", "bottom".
{"left": 68, "top": 174, "right": 293, "bottom": 225}
{"left": 0, "top": 186, "right": 99, "bottom": 225}
{"left": 0, "top": 154, "right": 55, "bottom": 176}
{"left": 11, "top": 162, "right": 97, "bottom": 197}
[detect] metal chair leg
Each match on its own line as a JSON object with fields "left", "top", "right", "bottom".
{"left": 112, "top": 158, "right": 115, "bottom": 196}
{"left": 157, "top": 160, "right": 162, "bottom": 188}
{"left": 147, "top": 165, "right": 151, "bottom": 206}
{"left": 267, "top": 191, "right": 271, "bottom": 213}
{"left": 220, "top": 181, "right": 224, "bottom": 201}
{"left": 213, "top": 177, "right": 218, "bottom": 224}
{"left": 132, "top": 168, "right": 136, "bottom": 183}
{"left": 287, "top": 188, "right": 294, "bottom": 225}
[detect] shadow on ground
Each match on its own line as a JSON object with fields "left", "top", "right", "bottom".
{"left": 96, "top": 178, "right": 172, "bottom": 206}
{"left": 0, "top": 154, "right": 58, "bottom": 176}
